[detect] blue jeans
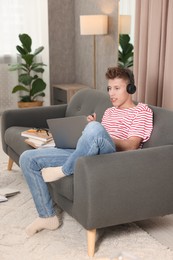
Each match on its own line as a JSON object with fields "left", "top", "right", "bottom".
{"left": 19, "top": 122, "right": 116, "bottom": 217}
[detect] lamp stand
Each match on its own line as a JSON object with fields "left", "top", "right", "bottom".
{"left": 93, "top": 35, "right": 96, "bottom": 89}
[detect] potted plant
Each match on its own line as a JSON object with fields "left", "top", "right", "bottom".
{"left": 9, "top": 33, "right": 46, "bottom": 108}
{"left": 118, "top": 34, "right": 134, "bottom": 68}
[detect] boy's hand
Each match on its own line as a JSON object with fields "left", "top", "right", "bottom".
{"left": 87, "top": 112, "right": 96, "bottom": 122}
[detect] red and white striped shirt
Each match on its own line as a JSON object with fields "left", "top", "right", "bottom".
{"left": 101, "top": 103, "right": 153, "bottom": 145}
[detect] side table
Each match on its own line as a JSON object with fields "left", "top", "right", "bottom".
{"left": 53, "top": 83, "right": 89, "bottom": 105}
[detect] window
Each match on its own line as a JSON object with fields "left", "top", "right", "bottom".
{"left": 0, "top": 0, "right": 49, "bottom": 112}
{"left": 119, "top": 0, "right": 136, "bottom": 43}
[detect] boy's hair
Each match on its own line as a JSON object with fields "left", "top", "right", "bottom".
{"left": 105, "top": 67, "right": 135, "bottom": 85}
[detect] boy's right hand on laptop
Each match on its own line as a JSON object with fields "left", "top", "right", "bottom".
{"left": 87, "top": 113, "right": 96, "bottom": 122}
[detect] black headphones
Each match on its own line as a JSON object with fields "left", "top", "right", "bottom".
{"left": 125, "top": 69, "right": 136, "bottom": 94}
{"left": 107, "top": 68, "right": 136, "bottom": 94}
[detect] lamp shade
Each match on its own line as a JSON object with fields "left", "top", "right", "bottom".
{"left": 80, "top": 15, "right": 108, "bottom": 35}
{"left": 119, "top": 15, "right": 131, "bottom": 34}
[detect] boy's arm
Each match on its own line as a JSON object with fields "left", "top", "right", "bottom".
{"left": 112, "top": 136, "right": 143, "bottom": 151}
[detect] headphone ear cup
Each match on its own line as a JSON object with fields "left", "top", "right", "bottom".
{"left": 127, "top": 84, "right": 136, "bottom": 94}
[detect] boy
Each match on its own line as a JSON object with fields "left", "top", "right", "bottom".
{"left": 19, "top": 67, "right": 153, "bottom": 236}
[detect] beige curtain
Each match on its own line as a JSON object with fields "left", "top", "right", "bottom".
{"left": 134, "top": 0, "right": 173, "bottom": 110}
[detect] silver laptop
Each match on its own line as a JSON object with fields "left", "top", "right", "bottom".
{"left": 47, "top": 115, "right": 88, "bottom": 149}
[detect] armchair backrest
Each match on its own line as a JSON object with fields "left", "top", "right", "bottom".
{"left": 66, "top": 88, "right": 112, "bottom": 122}
{"left": 66, "top": 88, "right": 173, "bottom": 149}
{"left": 143, "top": 105, "right": 173, "bottom": 148}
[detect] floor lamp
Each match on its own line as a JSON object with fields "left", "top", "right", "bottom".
{"left": 80, "top": 15, "right": 108, "bottom": 89}
{"left": 119, "top": 15, "right": 131, "bottom": 35}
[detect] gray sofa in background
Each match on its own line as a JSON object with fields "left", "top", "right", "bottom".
{"left": 1, "top": 88, "right": 173, "bottom": 257}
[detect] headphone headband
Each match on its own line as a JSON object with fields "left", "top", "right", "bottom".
{"left": 124, "top": 68, "right": 135, "bottom": 85}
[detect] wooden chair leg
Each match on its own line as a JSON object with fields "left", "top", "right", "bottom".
{"left": 8, "top": 158, "right": 14, "bottom": 171}
{"left": 87, "top": 229, "right": 96, "bottom": 257}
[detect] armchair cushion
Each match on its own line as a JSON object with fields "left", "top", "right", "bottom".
{"left": 5, "top": 126, "right": 33, "bottom": 155}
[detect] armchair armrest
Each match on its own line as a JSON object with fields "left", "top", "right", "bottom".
{"left": 73, "top": 145, "right": 173, "bottom": 230}
{"left": 1, "top": 104, "right": 67, "bottom": 153}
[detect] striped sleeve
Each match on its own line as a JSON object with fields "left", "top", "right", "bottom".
{"left": 128, "top": 106, "right": 153, "bottom": 142}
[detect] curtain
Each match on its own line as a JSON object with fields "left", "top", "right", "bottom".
{"left": 134, "top": 0, "right": 173, "bottom": 110}
{"left": 0, "top": 0, "right": 49, "bottom": 113}
{"left": 162, "top": 0, "right": 173, "bottom": 109}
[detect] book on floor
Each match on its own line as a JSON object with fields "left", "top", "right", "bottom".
{"left": 0, "top": 195, "right": 8, "bottom": 202}
{"left": 21, "top": 128, "right": 53, "bottom": 142}
{"left": 0, "top": 188, "right": 20, "bottom": 202}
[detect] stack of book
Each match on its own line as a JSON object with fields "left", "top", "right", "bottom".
{"left": 21, "top": 128, "right": 55, "bottom": 148}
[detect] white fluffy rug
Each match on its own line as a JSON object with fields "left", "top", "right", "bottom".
{"left": 1, "top": 154, "right": 173, "bottom": 260}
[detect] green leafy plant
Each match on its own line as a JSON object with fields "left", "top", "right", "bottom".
{"left": 9, "top": 33, "right": 46, "bottom": 102}
{"left": 118, "top": 34, "right": 134, "bottom": 68}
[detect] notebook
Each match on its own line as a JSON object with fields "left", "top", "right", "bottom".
{"left": 47, "top": 116, "right": 88, "bottom": 149}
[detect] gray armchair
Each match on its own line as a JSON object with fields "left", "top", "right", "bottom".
{"left": 2, "top": 88, "right": 173, "bottom": 256}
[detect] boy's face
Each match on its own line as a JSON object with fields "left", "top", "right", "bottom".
{"left": 107, "top": 78, "right": 133, "bottom": 109}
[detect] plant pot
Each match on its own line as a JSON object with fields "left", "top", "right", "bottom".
{"left": 18, "top": 101, "right": 43, "bottom": 108}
